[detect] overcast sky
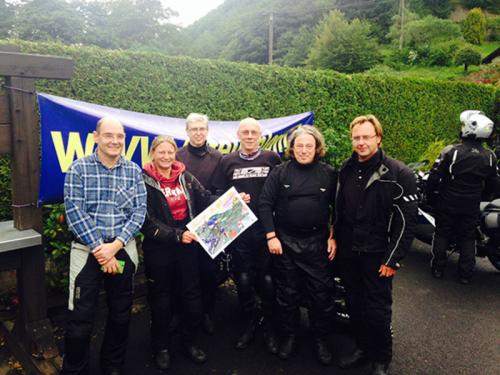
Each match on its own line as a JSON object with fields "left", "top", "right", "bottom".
{"left": 164, "top": 0, "right": 225, "bottom": 27}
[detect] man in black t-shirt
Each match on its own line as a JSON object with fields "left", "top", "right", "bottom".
{"left": 212, "top": 117, "right": 281, "bottom": 355}
{"left": 177, "top": 113, "right": 222, "bottom": 335}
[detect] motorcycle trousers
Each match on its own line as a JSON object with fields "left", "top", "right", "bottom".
{"left": 336, "top": 252, "right": 393, "bottom": 365}
{"left": 431, "top": 208, "right": 478, "bottom": 279}
{"left": 145, "top": 242, "right": 202, "bottom": 352}
{"left": 273, "top": 232, "right": 335, "bottom": 337}
{"left": 230, "top": 225, "right": 276, "bottom": 323}
{"left": 61, "top": 241, "right": 138, "bottom": 375}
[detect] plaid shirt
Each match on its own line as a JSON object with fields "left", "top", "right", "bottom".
{"left": 64, "top": 151, "right": 147, "bottom": 251}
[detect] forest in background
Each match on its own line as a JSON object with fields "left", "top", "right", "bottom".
{"left": 1, "top": 0, "right": 499, "bottom": 77}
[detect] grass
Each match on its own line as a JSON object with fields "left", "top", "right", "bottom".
{"left": 362, "top": 64, "right": 482, "bottom": 81}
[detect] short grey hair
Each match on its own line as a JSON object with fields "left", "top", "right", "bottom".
{"left": 186, "top": 113, "right": 209, "bottom": 130}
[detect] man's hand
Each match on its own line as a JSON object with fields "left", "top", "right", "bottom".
{"left": 379, "top": 264, "right": 396, "bottom": 277}
{"left": 181, "top": 230, "right": 198, "bottom": 244}
{"left": 101, "top": 257, "right": 120, "bottom": 274}
{"left": 93, "top": 239, "right": 124, "bottom": 265}
{"left": 239, "top": 192, "right": 251, "bottom": 204}
{"left": 327, "top": 238, "right": 337, "bottom": 261}
{"left": 267, "top": 237, "right": 283, "bottom": 255}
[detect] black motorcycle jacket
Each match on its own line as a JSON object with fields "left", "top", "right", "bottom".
{"left": 427, "top": 139, "right": 498, "bottom": 210}
{"left": 334, "top": 150, "right": 418, "bottom": 268}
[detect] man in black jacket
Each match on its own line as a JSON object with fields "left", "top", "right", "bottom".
{"left": 177, "top": 113, "right": 222, "bottom": 334}
{"left": 334, "top": 115, "right": 417, "bottom": 375}
{"left": 212, "top": 117, "right": 281, "bottom": 354}
{"left": 428, "top": 110, "right": 497, "bottom": 284}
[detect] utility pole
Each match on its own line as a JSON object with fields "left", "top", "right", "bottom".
{"left": 268, "top": 12, "right": 273, "bottom": 65}
{"left": 399, "top": 0, "right": 405, "bottom": 50}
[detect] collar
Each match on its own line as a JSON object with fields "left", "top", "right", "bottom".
{"left": 187, "top": 142, "right": 209, "bottom": 157}
{"left": 92, "top": 150, "right": 124, "bottom": 169}
{"left": 239, "top": 148, "right": 262, "bottom": 161}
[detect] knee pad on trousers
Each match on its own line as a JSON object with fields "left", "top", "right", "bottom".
{"left": 236, "top": 272, "right": 252, "bottom": 290}
{"left": 260, "top": 274, "right": 274, "bottom": 296}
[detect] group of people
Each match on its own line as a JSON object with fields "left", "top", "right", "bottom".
{"left": 59, "top": 109, "right": 496, "bottom": 375}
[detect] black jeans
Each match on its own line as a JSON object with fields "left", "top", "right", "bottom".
{"left": 145, "top": 242, "right": 202, "bottom": 352}
{"left": 61, "top": 248, "right": 135, "bottom": 375}
{"left": 336, "top": 252, "right": 393, "bottom": 365}
{"left": 230, "top": 224, "right": 275, "bottom": 321}
{"left": 431, "top": 206, "right": 478, "bottom": 279}
{"left": 273, "top": 232, "right": 335, "bottom": 337}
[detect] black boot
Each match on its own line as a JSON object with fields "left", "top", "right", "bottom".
{"left": 337, "top": 348, "right": 369, "bottom": 369}
{"left": 278, "top": 334, "right": 297, "bottom": 360}
{"left": 182, "top": 342, "right": 207, "bottom": 364}
{"left": 431, "top": 268, "right": 444, "bottom": 279}
{"left": 203, "top": 313, "right": 215, "bottom": 335}
{"left": 234, "top": 315, "right": 260, "bottom": 350}
{"left": 263, "top": 323, "right": 278, "bottom": 355}
{"left": 313, "top": 337, "right": 332, "bottom": 366}
{"left": 370, "top": 362, "right": 390, "bottom": 375}
{"left": 153, "top": 349, "right": 170, "bottom": 370}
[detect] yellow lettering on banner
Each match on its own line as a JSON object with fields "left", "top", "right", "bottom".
{"left": 140, "top": 136, "right": 150, "bottom": 166}
{"left": 122, "top": 136, "right": 149, "bottom": 161}
{"left": 216, "top": 143, "right": 236, "bottom": 155}
{"left": 51, "top": 131, "right": 95, "bottom": 172}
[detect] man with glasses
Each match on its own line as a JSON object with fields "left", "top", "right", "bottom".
{"left": 177, "top": 113, "right": 222, "bottom": 334}
{"left": 212, "top": 117, "right": 281, "bottom": 355}
{"left": 62, "top": 117, "right": 147, "bottom": 375}
{"left": 333, "top": 115, "right": 417, "bottom": 375}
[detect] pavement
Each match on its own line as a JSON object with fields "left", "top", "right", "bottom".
{"left": 2, "top": 239, "right": 499, "bottom": 374}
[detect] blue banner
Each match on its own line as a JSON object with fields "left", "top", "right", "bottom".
{"left": 38, "top": 93, "right": 314, "bottom": 204}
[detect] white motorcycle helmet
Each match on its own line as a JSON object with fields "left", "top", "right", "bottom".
{"left": 459, "top": 110, "right": 494, "bottom": 140}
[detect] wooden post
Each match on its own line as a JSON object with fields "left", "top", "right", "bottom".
{"left": 5, "top": 77, "right": 42, "bottom": 231}
{"left": 0, "top": 50, "right": 73, "bottom": 374}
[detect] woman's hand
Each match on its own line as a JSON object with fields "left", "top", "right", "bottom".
{"left": 181, "top": 230, "right": 198, "bottom": 244}
{"left": 327, "top": 238, "right": 337, "bottom": 261}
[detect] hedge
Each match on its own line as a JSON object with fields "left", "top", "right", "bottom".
{"left": 0, "top": 39, "right": 497, "bottom": 219}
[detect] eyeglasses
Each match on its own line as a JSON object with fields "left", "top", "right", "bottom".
{"left": 351, "top": 135, "right": 377, "bottom": 143}
{"left": 188, "top": 126, "right": 208, "bottom": 133}
{"left": 239, "top": 130, "right": 260, "bottom": 136}
{"left": 294, "top": 144, "right": 315, "bottom": 151}
{"left": 101, "top": 133, "right": 125, "bottom": 141}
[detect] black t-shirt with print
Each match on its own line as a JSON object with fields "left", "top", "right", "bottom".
{"left": 212, "top": 150, "right": 281, "bottom": 216}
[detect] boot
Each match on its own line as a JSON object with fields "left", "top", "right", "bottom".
{"left": 153, "top": 349, "right": 170, "bottom": 370}
{"left": 370, "top": 362, "right": 390, "bottom": 375}
{"left": 337, "top": 348, "right": 369, "bottom": 369}
{"left": 262, "top": 322, "right": 278, "bottom": 355}
{"left": 203, "top": 313, "right": 215, "bottom": 335}
{"left": 182, "top": 341, "right": 207, "bottom": 364}
{"left": 234, "top": 315, "right": 260, "bottom": 350}
{"left": 313, "top": 337, "right": 332, "bottom": 366}
{"left": 278, "top": 334, "right": 297, "bottom": 360}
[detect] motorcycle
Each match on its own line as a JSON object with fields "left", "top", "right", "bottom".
{"left": 409, "top": 160, "right": 500, "bottom": 271}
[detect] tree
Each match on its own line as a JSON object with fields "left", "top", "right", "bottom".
{"left": 455, "top": 46, "right": 481, "bottom": 71}
{"left": 306, "top": 10, "right": 381, "bottom": 73}
{"left": 464, "top": 0, "right": 500, "bottom": 13}
{"left": 404, "top": 16, "right": 462, "bottom": 47}
{"left": 462, "top": 8, "right": 487, "bottom": 45}
{"left": 275, "top": 26, "right": 315, "bottom": 67}
{"left": 13, "top": 0, "right": 85, "bottom": 43}
{"left": 0, "top": 0, "right": 14, "bottom": 38}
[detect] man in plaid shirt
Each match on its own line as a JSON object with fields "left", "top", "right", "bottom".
{"left": 61, "top": 117, "right": 147, "bottom": 375}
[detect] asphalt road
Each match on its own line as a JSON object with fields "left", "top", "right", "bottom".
{"left": 49, "top": 240, "right": 499, "bottom": 375}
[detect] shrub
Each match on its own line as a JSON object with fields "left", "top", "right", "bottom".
{"left": 0, "top": 40, "right": 496, "bottom": 292}
{"left": 455, "top": 46, "right": 482, "bottom": 71}
{"left": 462, "top": 8, "right": 487, "bottom": 45}
{"left": 486, "top": 16, "right": 500, "bottom": 42}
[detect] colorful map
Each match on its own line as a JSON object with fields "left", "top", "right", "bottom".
{"left": 187, "top": 187, "right": 257, "bottom": 259}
